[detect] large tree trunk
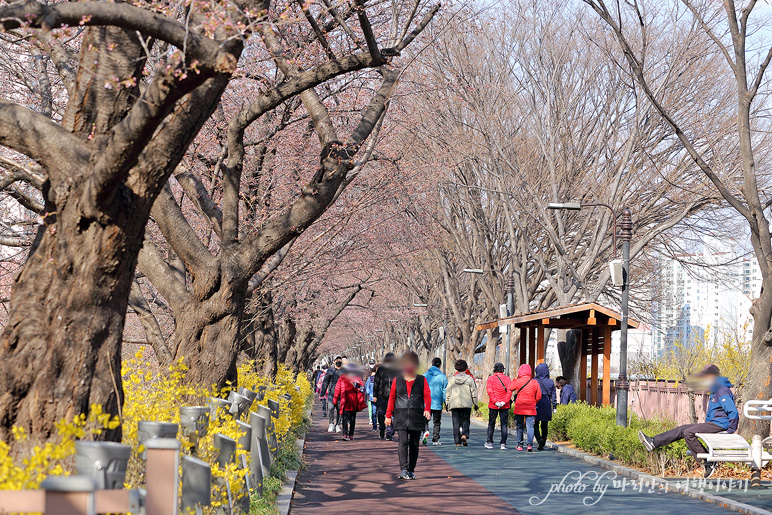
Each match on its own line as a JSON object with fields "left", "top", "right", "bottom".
{"left": 173, "top": 284, "right": 246, "bottom": 389}
{"left": 0, "top": 182, "right": 146, "bottom": 445}
{"left": 742, "top": 289, "right": 772, "bottom": 436}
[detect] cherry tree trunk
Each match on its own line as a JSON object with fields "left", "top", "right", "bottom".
{"left": 173, "top": 284, "right": 247, "bottom": 389}
{"left": 0, "top": 183, "right": 145, "bottom": 445}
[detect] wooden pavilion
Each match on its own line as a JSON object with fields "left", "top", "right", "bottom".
{"left": 477, "top": 302, "right": 639, "bottom": 406}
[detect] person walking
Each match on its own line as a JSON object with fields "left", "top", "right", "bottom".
{"left": 424, "top": 357, "right": 448, "bottom": 445}
{"left": 373, "top": 352, "right": 399, "bottom": 440}
{"left": 508, "top": 364, "right": 541, "bottom": 451}
{"left": 446, "top": 359, "right": 478, "bottom": 447}
{"left": 333, "top": 363, "right": 366, "bottom": 441}
{"left": 533, "top": 363, "right": 557, "bottom": 450}
{"left": 485, "top": 362, "right": 511, "bottom": 450}
{"left": 365, "top": 365, "right": 378, "bottom": 432}
{"left": 311, "top": 366, "right": 322, "bottom": 393}
{"left": 385, "top": 352, "right": 431, "bottom": 480}
{"left": 317, "top": 365, "right": 329, "bottom": 417}
{"left": 321, "top": 356, "right": 344, "bottom": 432}
{"left": 555, "top": 376, "right": 577, "bottom": 404}
{"left": 639, "top": 364, "right": 739, "bottom": 478}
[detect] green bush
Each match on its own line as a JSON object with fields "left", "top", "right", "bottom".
{"left": 548, "top": 402, "right": 690, "bottom": 474}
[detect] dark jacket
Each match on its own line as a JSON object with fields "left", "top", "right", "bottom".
{"left": 373, "top": 363, "right": 398, "bottom": 410}
{"left": 534, "top": 363, "right": 557, "bottom": 421}
{"left": 392, "top": 375, "right": 427, "bottom": 431}
{"left": 321, "top": 366, "right": 342, "bottom": 400}
{"left": 706, "top": 376, "right": 739, "bottom": 433}
{"left": 560, "top": 384, "right": 577, "bottom": 404}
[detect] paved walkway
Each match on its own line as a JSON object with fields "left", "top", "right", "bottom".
{"left": 292, "top": 405, "right": 736, "bottom": 514}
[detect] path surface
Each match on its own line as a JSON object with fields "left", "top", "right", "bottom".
{"left": 291, "top": 407, "right": 518, "bottom": 514}
{"left": 291, "top": 405, "right": 735, "bottom": 514}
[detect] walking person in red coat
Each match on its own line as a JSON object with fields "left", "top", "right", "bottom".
{"left": 333, "top": 363, "right": 366, "bottom": 441}
{"left": 485, "top": 362, "right": 511, "bottom": 450}
{"left": 508, "top": 364, "right": 542, "bottom": 451}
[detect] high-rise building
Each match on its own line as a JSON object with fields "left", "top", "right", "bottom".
{"left": 650, "top": 242, "right": 759, "bottom": 356}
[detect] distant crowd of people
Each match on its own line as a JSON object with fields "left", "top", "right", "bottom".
{"left": 310, "top": 355, "right": 740, "bottom": 480}
{"left": 310, "top": 351, "right": 580, "bottom": 479}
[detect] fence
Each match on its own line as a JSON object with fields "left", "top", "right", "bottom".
{"left": 0, "top": 385, "right": 292, "bottom": 515}
{"left": 582, "top": 378, "right": 710, "bottom": 425}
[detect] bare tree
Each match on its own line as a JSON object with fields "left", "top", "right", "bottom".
{"left": 584, "top": 0, "right": 772, "bottom": 436}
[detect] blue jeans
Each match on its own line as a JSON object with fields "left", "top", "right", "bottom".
{"left": 370, "top": 401, "right": 377, "bottom": 429}
{"left": 515, "top": 414, "right": 535, "bottom": 447}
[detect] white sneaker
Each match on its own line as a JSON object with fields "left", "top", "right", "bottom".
{"left": 432, "top": 441, "right": 442, "bottom": 446}
{"left": 335, "top": 425, "right": 342, "bottom": 433}
{"left": 421, "top": 431, "right": 430, "bottom": 445}
{"left": 328, "top": 423, "right": 335, "bottom": 433}
{"left": 500, "top": 444, "right": 508, "bottom": 450}
{"left": 484, "top": 442, "right": 494, "bottom": 449}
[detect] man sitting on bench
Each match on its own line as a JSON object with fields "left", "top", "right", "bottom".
{"left": 638, "top": 364, "right": 739, "bottom": 478}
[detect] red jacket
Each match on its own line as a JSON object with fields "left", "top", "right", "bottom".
{"left": 333, "top": 375, "right": 363, "bottom": 411}
{"left": 486, "top": 372, "right": 511, "bottom": 409}
{"left": 507, "top": 364, "right": 542, "bottom": 415}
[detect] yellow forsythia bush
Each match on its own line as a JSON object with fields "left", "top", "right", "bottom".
{"left": 0, "top": 406, "right": 120, "bottom": 489}
{"left": 0, "top": 348, "right": 312, "bottom": 507}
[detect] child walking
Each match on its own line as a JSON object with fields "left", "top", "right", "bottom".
{"left": 508, "top": 364, "right": 542, "bottom": 451}
{"left": 385, "top": 352, "right": 431, "bottom": 480}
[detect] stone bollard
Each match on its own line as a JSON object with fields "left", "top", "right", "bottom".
{"left": 265, "top": 400, "right": 280, "bottom": 458}
{"left": 74, "top": 441, "right": 132, "bottom": 490}
{"left": 41, "top": 476, "right": 96, "bottom": 515}
{"left": 181, "top": 455, "right": 211, "bottom": 515}
{"left": 179, "top": 406, "right": 210, "bottom": 453}
{"left": 137, "top": 422, "right": 178, "bottom": 460}
{"left": 227, "top": 391, "right": 252, "bottom": 419}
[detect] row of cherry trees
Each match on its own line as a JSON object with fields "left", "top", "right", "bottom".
{"left": 0, "top": 0, "right": 438, "bottom": 449}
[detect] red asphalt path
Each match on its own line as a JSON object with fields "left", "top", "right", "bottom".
{"left": 291, "top": 405, "right": 517, "bottom": 514}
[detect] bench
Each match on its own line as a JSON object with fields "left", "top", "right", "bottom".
{"left": 694, "top": 432, "right": 771, "bottom": 466}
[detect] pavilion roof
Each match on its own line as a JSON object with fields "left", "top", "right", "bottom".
{"left": 476, "top": 302, "right": 640, "bottom": 331}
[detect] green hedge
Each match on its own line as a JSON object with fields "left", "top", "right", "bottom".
{"left": 548, "top": 402, "right": 690, "bottom": 474}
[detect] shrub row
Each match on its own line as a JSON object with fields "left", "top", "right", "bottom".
{"left": 548, "top": 402, "right": 690, "bottom": 474}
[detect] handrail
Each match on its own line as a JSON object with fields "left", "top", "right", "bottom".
{"left": 743, "top": 399, "right": 772, "bottom": 420}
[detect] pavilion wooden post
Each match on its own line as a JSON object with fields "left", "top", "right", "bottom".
{"left": 590, "top": 328, "right": 599, "bottom": 407}
{"left": 536, "top": 326, "right": 545, "bottom": 365}
{"left": 579, "top": 328, "right": 587, "bottom": 402}
{"left": 528, "top": 326, "right": 536, "bottom": 370}
{"left": 603, "top": 325, "right": 612, "bottom": 406}
{"left": 519, "top": 327, "right": 527, "bottom": 368}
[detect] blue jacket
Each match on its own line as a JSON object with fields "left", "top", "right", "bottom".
{"left": 534, "top": 363, "right": 557, "bottom": 421}
{"left": 424, "top": 366, "right": 448, "bottom": 410}
{"left": 365, "top": 376, "right": 375, "bottom": 401}
{"left": 706, "top": 376, "right": 739, "bottom": 433}
{"left": 560, "top": 384, "right": 577, "bottom": 404}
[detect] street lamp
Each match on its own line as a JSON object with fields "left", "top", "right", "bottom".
{"left": 548, "top": 201, "right": 632, "bottom": 427}
{"left": 462, "top": 267, "right": 516, "bottom": 375}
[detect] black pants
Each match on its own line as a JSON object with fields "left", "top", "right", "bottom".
{"left": 377, "top": 406, "right": 395, "bottom": 439}
{"left": 341, "top": 410, "right": 357, "bottom": 437}
{"left": 653, "top": 422, "right": 724, "bottom": 461}
{"left": 398, "top": 429, "right": 421, "bottom": 472}
{"left": 487, "top": 408, "right": 509, "bottom": 444}
{"left": 534, "top": 420, "right": 549, "bottom": 448}
{"left": 451, "top": 408, "right": 471, "bottom": 445}
{"left": 426, "top": 409, "right": 442, "bottom": 442}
